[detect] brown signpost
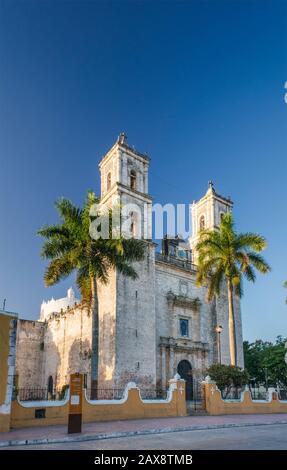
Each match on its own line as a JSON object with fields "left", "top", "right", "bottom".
{"left": 68, "top": 373, "right": 83, "bottom": 434}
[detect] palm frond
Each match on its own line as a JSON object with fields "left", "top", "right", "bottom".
{"left": 206, "top": 266, "right": 224, "bottom": 301}
{"left": 38, "top": 225, "right": 69, "bottom": 239}
{"left": 246, "top": 252, "right": 271, "bottom": 274}
{"left": 44, "top": 256, "right": 75, "bottom": 286}
{"left": 242, "top": 265, "right": 256, "bottom": 283}
{"left": 55, "top": 198, "right": 82, "bottom": 224}
{"left": 235, "top": 233, "right": 267, "bottom": 252}
{"left": 195, "top": 210, "right": 270, "bottom": 303}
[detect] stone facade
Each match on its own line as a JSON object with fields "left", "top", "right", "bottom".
{"left": 15, "top": 135, "right": 244, "bottom": 396}
{"left": 0, "top": 311, "right": 17, "bottom": 431}
{"left": 16, "top": 306, "right": 92, "bottom": 391}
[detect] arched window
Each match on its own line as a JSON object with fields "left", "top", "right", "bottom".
{"left": 199, "top": 215, "right": 205, "bottom": 231}
{"left": 107, "top": 172, "right": 111, "bottom": 191}
{"left": 130, "top": 170, "right": 136, "bottom": 190}
{"left": 47, "top": 375, "right": 53, "bottom": 394}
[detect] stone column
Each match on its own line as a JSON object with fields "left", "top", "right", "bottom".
{"left": 193, "top": 310, "right": 201, "bottom": 342}
{"left": 122, "top": 153, "right": 127, "bottom": 186}
{"left": 169, "top": 347, "right": 175, "bottom": 380}
{"left": 117, "top": 149, "right": 122, "bottom": 183}
{"left": 143, "top": 165, "right": 148, "bottom": 193}
{"left": 160, "top": 346, "right": 167, "bottom": 389}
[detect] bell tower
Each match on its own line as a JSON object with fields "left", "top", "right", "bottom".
{"left": 97, "top": 134, "right": 156, "bottom": 391}
{"left": 189, "top": 182, "right": 244, "bottom": 368}
{"left": 189, "top": 181, "right": 233, "bottom": 263}
{"left": 99, "top": 133, "right": 152, "bottom": 239}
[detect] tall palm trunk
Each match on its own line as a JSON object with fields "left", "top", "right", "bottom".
{"left": 90, "top": 276, "right": 98, "bottom": 398}
{"left": 227, "top": 278, "right": 237, "bottom": 366}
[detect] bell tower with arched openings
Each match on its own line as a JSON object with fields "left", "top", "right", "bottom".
{"left": 99, "top": 132, "right": 152, "bottom": 239}
{"left": 189, "top": 181, "right": 233, "bottom": 263}
{"left": 96, "top": 134, "right": 156, "bottom": 392}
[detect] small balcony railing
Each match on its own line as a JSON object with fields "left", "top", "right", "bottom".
{"left": 155, "top": 252, "right": 197, "bottom": 272}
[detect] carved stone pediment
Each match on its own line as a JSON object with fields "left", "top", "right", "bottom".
{"left": 166, "top": 291, "right": 201, "bottom": 311}
{"left": 159, "top": 336, "right": 209, "bottom": 352}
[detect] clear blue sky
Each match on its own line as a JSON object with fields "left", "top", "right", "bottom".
{"left": 0, "top": 0, "right": 286, "bottom": 342}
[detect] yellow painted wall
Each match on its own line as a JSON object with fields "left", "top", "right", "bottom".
{"left": 202, "top": 382, "right": 287, "bottom": 415}
{"left": 83, "top": 386, "right": 186, "bottom": 423}
{"left": 0, "top": 315, "right": 10, "bottom": 405}
{"left": 0, "top": 414, "right": 10, "bottom": 433}
{"left": 9, "top": 380, "right": 186, "bottom": 430}
{"left": 11, "top": 400, "right": 69, "bottom": 428}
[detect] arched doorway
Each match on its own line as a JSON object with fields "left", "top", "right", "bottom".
{"left": 177, "top": 360, "right": 193, "bottom": 400}
{"left": 47, "top": 375, "right": 53, "bottom": 395}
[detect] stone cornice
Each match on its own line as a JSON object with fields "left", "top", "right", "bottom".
{"left": 159, "top": 336, "right": 209, "bottom": 352}
{"left": 99, "top": 140, "right": 150, "bottom": 169}
{"left": 100, "top": 182, "right": 152, "bottom": 205}
{"left": 192, "top": 191, "right": 233, "bottom": 208}
{"left": 166, "top": 291, "right": 201, "bottom": 311}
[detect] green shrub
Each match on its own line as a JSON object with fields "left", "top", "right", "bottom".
{"left": 206, "top": 363, "right": 249, "bottom": 392}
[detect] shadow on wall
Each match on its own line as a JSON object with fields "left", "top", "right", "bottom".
{"left": 42, "top": 330, "right": 61, "bottom": 391}
{"left": 98, "top": 311, "right": 115, "bottom": 387}
{"left": 68, "top": 338, "right": 91, "bottom": 380}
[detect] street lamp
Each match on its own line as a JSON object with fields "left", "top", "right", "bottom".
{"left": 215, "top": 325, "right": 223, "bottom": 364}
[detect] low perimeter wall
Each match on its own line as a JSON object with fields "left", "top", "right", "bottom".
{"left": 202, "top": 379, "right": 287, "bottom": 415}
{"left": 9, "top": 377, "right": 186, "bottom": 430}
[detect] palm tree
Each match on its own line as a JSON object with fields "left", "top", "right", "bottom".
{"left": 38, "top": 190, "right": 145, "bottom": 394}
{"left": 284, "top": 281, "right": 287, "bottom": 304}
{"left": 196, "top": 212, "right": 271, "bottom": 366}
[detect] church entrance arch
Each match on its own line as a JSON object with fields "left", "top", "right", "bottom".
{"left": 177, "top": 360, "right": 193, "bottom": 400}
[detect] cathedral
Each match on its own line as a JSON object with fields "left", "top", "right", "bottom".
{"left": 15, "top": 135, "right": 244, "bottom": 399}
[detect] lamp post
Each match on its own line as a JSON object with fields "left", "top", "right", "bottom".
{"left": 215, "top": 325, "right": 223, "bottom": 364}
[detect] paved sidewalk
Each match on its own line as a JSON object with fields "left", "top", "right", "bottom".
{"left": 1, "top": 414, "right": 287, "bottom": 448}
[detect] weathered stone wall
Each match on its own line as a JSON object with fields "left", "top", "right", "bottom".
{"left": 15, "top": 319, "right": 45, "bottom": 389}
{"left": 0, "top": 312, "right": 17, "bottom": 432}
{"left": 99, "top": 140, "right": 149, "bottom": 199}
{"left": 42, "top": 305, "right": 92, "bottom": 389}
{"left": 16, "top": 264, "right": 244, "bottom": 394}
{"left": 97, "top": 269, "right": 117, "bottom": 388}
{"left": 155, "top": 261, "right": 216, "bottom": 388}
{"left": 16, "top": 306, "right": 92, "bottom": 391}
{"left": 114, "top": 242, "right": 156, "bottom": 389}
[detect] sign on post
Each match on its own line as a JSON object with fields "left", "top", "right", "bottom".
{"left": 68, "top": 373, "right": 83, "bottom": 434}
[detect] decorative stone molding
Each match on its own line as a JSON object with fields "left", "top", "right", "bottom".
{"left": 159, "top": 336, "right": 209, "bottom": 353}
{"left": 166, "top": 291, "right": 201, "bottom": 311}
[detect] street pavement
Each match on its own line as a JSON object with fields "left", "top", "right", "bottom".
{"left": 1, "top": 423, "right": 287, "bottom": 450}
{"left": 2, "top": 413, "right": 287, "bottom": 447}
